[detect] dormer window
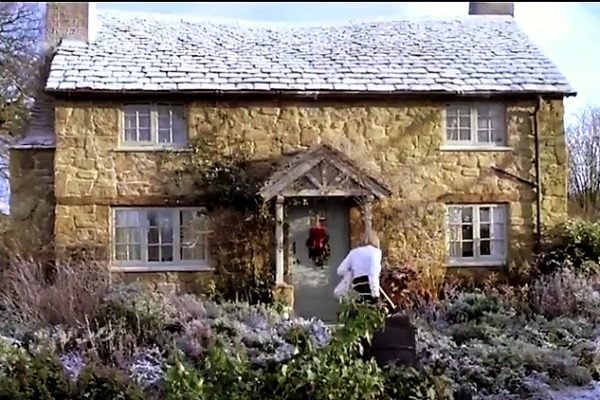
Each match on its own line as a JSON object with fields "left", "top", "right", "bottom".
{"left": 122, "top": 103, "right": 186, "bottom": 148}
{"left": 443, "top": 103, "right": 507, "bottom": 149}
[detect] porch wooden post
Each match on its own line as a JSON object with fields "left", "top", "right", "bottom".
{"left": 275, "top": 196, "right": 285, "bottom": 285}
{"left": 363, "top": 195, "right": 374, "bottom": 238}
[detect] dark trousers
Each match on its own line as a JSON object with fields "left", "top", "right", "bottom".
{"left": 352, "top": 275, "right": 378, "bottom": 305}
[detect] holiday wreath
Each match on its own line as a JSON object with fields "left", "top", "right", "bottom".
{"left": 306, "top": 225, "right": 331, "bottom": 267}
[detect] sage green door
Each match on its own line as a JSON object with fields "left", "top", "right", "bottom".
{"left": 287, "top": 199, "right": 350, "bottom": 324}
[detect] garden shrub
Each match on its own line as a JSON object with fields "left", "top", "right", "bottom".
{"left": 0, "top": 259, "right": 113, "bottom": 329}
{"left": 445, "top": 292, "right": 505, "bottom": 324}
{"left": 383, "top": 364, "right": 453, "bottom": 400}
{"left": 74, "top": 364, "right": 146, "bottom": 400}
{"left": 536, "top": 219, "right": 600, "bottom": 276}
{"left": 526, "top": 269, "right": 600, "bottom": 319}
{"left": 0, "top": 345, "right": 71, "bottom": 400}
{"left": 163, "top": 357, "right": 206, "bottom": 400}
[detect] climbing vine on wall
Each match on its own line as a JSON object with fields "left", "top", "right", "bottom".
{"left": 161, "top": 130, "right": 276, "bottom": 304}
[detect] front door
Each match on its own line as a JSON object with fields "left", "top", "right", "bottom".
{"left": 287, "top": 198, "right": 350, "bottom": 324}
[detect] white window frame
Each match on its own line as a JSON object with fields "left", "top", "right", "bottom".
{"left": 441, "top": 103, "right": 508, "bottom": 150}
{"left": 110, "top": 207, "right": 212, "bottom": 272}
{"left": 445, "top": 203, "right": 508, "bottom": 267}
{"left": 120, "top": 103, "right": 187, "bottom": 149}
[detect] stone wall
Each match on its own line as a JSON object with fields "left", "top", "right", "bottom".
{"left": 52, "top": 98, "right": 567, "bottom": 282}
{"left": 9, "top": 148, "right": 56, "bottom": 258}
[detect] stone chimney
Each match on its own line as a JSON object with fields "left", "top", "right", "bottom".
{"left": 468, "top": 2, "right": 514, "bottom": 17}
{"left": 45, "top": 2, "right": 97, "bottom": 48}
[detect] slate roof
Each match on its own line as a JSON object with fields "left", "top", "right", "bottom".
{"left": 44, "top": 10, "right": 576, "bottom": 96}
{"left": 11, "top": 93, "right": 55, "bottom": 149}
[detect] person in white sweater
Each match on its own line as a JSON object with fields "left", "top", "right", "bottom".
{"left": 334, "top": 230, "right": 382, "bottom": 304}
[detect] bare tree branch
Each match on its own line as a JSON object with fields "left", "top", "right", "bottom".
{"left": 0, "top": 2, "right": 44, "bottom": 183}
{"left": 567, "top": 106, "right": 600, "bottom": 218}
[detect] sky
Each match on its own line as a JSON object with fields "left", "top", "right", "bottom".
{"left": 96, "top": 2, "right": 600, "bottom": 126}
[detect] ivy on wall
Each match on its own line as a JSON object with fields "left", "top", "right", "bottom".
{"left": 160, "top": 131, "right": 277, "bottom": 304}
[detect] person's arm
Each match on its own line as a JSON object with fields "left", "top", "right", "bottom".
{"left": 337, "top": 251, "right": 352, "bottom": 276}
{"left": 368, "top": 248, "right": 383, "bottom": 298}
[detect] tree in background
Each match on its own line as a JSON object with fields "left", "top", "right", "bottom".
{"left": 0, "top": 2, "right": 43, "bottom": 174}
{"left": 567, "top": 106, "right": 600, "bottom": 219}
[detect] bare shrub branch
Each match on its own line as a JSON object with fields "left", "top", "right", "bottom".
{"left": 0, "top": 258, "right": 114, "bottom": 327}
{"left": 567, "top": 106, "right": 600, "bottom": 219}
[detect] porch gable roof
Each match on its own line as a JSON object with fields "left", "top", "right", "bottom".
{"left": 259, "top": 144, "right": 392, "bottom": 201}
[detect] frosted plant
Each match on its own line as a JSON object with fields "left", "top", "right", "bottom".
{"left": 60, "top": 351, "right": 85, "bottom": 382}
{"left": 129, "top": 346, "right": 165, "bottom": 388}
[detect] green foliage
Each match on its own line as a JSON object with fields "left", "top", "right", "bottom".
{"left": 74, "top": 364, "right": 145, "bottom": 400}
{"left": 163, "top": 357, "right": 206, "bottom": 400}
{"left": 537, "top": 219, "right": 600, "bottom": 275}
{"left": 383, "top": 364, "right": 453, "bottom": 400}
{"left": 0, "top": 347, "right": 71, "bottom": 400}
{"left": 445, "top": 292, "right": 505, "bottom": 324}
{"left": 161, "top": 298, "right": 449, "bottom": 400}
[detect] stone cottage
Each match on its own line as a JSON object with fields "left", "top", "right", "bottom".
{"left": 10, "top": 2, "right": 574, "bottom": 322}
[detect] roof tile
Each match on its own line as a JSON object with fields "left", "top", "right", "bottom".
{"left": 44, "top": 11, "right": 575, "bottom": 96}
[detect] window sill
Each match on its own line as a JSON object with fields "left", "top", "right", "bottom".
{"left": 110, "top": 265, "right": 214, "bottom": 273}
{"left": 440, "top": 146, "right": 513, "bottom": 152}
{"left": 446, "top": 259, "right": 505, "bottom": 268}
{"left": 113, "top": 147, "right": 192, "bottom": 153}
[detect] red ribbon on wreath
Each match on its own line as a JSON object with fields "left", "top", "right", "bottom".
{"left": 306, "top": 225, "right": 331, "bottom": 267}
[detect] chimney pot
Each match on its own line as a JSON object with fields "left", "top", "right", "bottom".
{"left": 469, "top": 2, "right": 514, "bottom": 17}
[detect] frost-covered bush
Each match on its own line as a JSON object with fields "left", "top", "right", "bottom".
{"left": 179, "top": 299, "right": 332, "bottom": 366}
{"left": 128, "top": 346, "right": 165, "bottom": 389}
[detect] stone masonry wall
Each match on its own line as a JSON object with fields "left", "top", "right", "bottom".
{"left": 9, "top": 148, "right": 56, "bottom": 259}
{"left": 52, "top": 98, "right": 567, "bottom": 282}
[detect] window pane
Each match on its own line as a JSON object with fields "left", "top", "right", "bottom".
{"left": 148, "top": 227, "right": 160, "bottom": 246}
{"left": 493, "top": 206, "right": 506, "bottom": 221}
{"left": 172, "top": 112, "right": 186, "bottom": 144}
{"left": 114, "top": 210, "right": 143, "bottom": 262}
{"left": 449, "top": 225, "right": 461, "bottom": 241}
{"left": 180, "top": 210, "right": 209, "bottom": 261}
{"left": 157, "top": 106, "right": 171, "bottom": 144}
{"left": 138, "top": 126, "right": 151, "bottom": 142}
{"left": 476, "top": 105, "right": 504, "bottom": 145}
{"left": 161, "top": 245, "right": 173, "bottom": 262}
{"left": 492, "top": 223, "right": 505, "bottom": 239}
{"left": 462, "top": 241, "right": 473, "bottom": 257}
{"left": 446, "top": 106, "right": 471, "bottom": 142}
{"left": 156, "top": 105, "right": 186, "bottom": 145}
{"left": 123, "top": 104, "right": 152, "bottom": 143}
{"left": 146, "top": 211, "right": 174, "bottom": 261}
{"left": 446, "top": 127, "right": 458, "bottom": 141}
{"left": 449, "top": 241, "right": 461, "bottom": 257}
{"left": 480, "top": 240, "right": 491, "bottom": 256}
{"left": 479, "top": 207, "right": 491, "bottom": 223}
{"left": 477, "top": 129, "right": 491, "bottom": 144}
{"left": 461, "top": 207, "right": 473, "bottom": 223}
{"left": 480, "top": 223, "right": 490, "bottom": 239}
{"left": 115, "top": 244, "right": 128, "bottom": 261}
{"left": 116, "top": 210, "right": 140, "bottom": 227}
{"left": 459, "top": 127, "right": 471, "bottom": 141}
{"left": 462, "top": 225, "right": 473, "bottom": 240}
{"left": 148, "top": 245, "right": 160, "bottom": 262}
{"left": 115, "top": 227, "right": 128, "bottom": 244}
{"left": 115, "top": 227, "right": 141, "bottom": 244}
{"left": 115, "top": 244, "right": 141, "bottom": 261}
{"left": 448, "top": 207, "right": 461, "bottom": 224}
{"left": 491, "top": 239, "right": 505, "bottom": 256}
{"left": 129, "top": 244, "right": 141, "bottom": 261}
{"left": 124, "top": 113, "right": 138, "bottom": 142}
